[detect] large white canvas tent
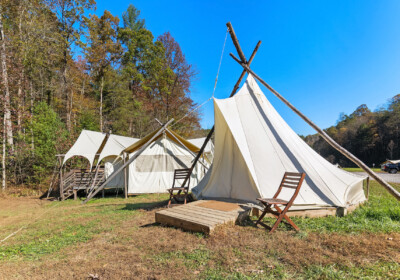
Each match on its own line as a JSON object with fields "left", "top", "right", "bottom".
{"left": 192, "top": 75, "right": 367, "bottom": 210}
{"left": 121, "top": 127, "right": 211, "bottom": 194}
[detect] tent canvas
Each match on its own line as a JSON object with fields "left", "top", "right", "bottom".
{"left": 63, "top": 130, "right": 106, "bottom": 168}
{"left": 192, "top": 75, "right": 367, "bottom": 209}
{"left": 63, "top": 128, "right": 212, "bottom": 194}
{"left": 100, "top": 134, "right": 139, "bottom": 188}
{"left": 122, "top": 128, "right": 210, "bottom": 194}
{"left": 189, "top": 137, "right": 214, "bottom": 162}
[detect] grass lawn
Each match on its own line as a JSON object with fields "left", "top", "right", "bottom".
{"left": 0, "top": 182, "right": 399, "bottom": 279}
{"left": 342, "top": 167, "right": 382, "bottom": 173}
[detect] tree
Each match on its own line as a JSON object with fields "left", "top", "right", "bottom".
{"left": 28, "top": 102, "right": 67, "bottom": 183}
{"left": 85, "top": 10, "right": 121, "bottom": 132}
{"left": 157, "top": 32, "right": 199, "bottom": 136}
{"left": 122, "top": 4, "right": 145, "bottom": 31}
{"left": 48, "top": 0, "right": 96, "bottom": 131}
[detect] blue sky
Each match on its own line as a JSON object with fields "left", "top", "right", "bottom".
{"left": 93, "top": 0, "right": 400, "bottom": 136}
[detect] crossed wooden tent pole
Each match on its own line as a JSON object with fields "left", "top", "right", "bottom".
{"left": 183, "top": 22, "right": 400, "bottom": 202}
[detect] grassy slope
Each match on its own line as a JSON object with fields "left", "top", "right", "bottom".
{"left": 0, "top": 184, "right": 399, "bottom": 279}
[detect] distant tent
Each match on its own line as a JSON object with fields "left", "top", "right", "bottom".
{"left": 188, "top": 137, "right": 214, "bottom": 162}
{"left": 98, "top": 134, "right": 139, "bottom": 188}
{"left": 122, "top": 127, "right": 211, "bottom": 194}
{"left": 62, "top": 128, "right": 212, "bottom": 195}
{"left": 192, "top": 75, "right": 367, "bottom": 209}
{"left": 63, "top": 130, "right": 107, "bottom": 168}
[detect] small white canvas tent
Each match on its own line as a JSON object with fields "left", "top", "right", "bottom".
{"left": 192, "top": 75, "right": 367, "bottom": 210}
{"left": 63, "top": 130, "right": 107, "bottom": 168}
{"left": 122, "top": 127, "right": 210, "bottom": 194}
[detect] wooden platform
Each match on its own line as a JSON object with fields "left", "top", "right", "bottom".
{"left": 155, "top": 200, "right": 251, "bottom": 234}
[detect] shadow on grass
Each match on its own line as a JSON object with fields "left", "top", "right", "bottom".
{"left": 121, "top": 200, "right": 169, "bottom": 211}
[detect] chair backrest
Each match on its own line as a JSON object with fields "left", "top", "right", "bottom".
{"left": 172, "top": 168, "right": 191, "bottom": 188}
{"left": 273, "top": 172, "right": 306, "bottom": 204}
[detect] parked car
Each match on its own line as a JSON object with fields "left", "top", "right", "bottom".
{"left": 381, "top": 163, "right": 400, "bottom": 174}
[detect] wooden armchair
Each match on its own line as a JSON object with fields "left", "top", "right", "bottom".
{"left": 167, "top": 168, "right": 191, "bottom": 207}
{"left": 256, "top": 172, "right": 306, "bottom": 233}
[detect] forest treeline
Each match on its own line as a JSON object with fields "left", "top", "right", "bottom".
{"left": 302, "top": 95, "right": 400, "bottom": 168}
{"left": 0, "top": 0, "right": 202, "bottom": 187}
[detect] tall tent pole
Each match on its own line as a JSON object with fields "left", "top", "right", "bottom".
{"left": 124, "top": 152, "right": 128, "bottom": 199}
{"left": 180, "top": 36, "right": 262, "bottom": 188}
{"left": 83, "top": 119, "right": 174, "bottom": 204}
{"left": 227, "top": 33, "right": 400, "bottom": 201}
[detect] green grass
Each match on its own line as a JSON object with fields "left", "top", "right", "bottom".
{"left": 256, "top": 182, "right": 400, "bottom": 234}
{"left": 0, "top": 194, "right": 168, "bottom": 261}
{"left": 342, "top": 167, "right": 382, "bottom": 173}
{"left": 303, "top": 262, "right": 400, "bottom": 280}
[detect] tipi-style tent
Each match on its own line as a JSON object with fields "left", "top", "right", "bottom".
{"left": 121, "top": 127, "right": 211, "bottom": 194}
{"left": 192, "top": 75, "right": 367, "bottom": 210}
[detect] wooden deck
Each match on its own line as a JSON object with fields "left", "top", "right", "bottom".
{"left": 155, "top": 200, "right": 251, "bottom": 234}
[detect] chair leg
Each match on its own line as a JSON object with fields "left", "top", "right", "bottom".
{"left": 256, "top": 204, "right": 271, "bottom": 228}
{"left": 275, "top": 205, "right": 300, "bottom": 231}
{"left": 168, "top": 191, "right": 173, "bottom": 208}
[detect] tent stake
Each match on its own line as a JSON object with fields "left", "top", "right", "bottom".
{"left": 180, "top": 40, "right": 262, "bottom": 188}
{"left": 82, "top": 119, "right": 174, "bottom": 204}
{"left": 229, "top": 52, "right": 400, "bottom": 201}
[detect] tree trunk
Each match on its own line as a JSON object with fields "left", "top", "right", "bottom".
{"left": 17, "top": 72, "right": 23, "bottom": 133}
{"left": 30, "top": 81, "right": 34, "bottom": 152}
{"left": 0, "top": 12, "right": 14, "bottom": 150}
{"left": 99, "top": 76, "right": 104, "bottom": 132}
{"left": 2, "top": 115, "right": 6, "bottom": 190}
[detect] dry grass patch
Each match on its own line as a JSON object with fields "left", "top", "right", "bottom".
{"left": 0, "top": 182, "right": 399, "bottom": 279}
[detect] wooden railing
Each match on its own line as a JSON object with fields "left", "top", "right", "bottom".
{"left": 60, "top": 168, "right": 105, "bottom": 200}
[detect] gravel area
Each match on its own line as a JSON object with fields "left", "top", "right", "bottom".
{"left": 353, "top": 172, "right": 400, "bottom": 184}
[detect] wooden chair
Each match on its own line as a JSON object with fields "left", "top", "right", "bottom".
{"left": 167, "top": 168, "right": 191, "bottom": 207}
{"left": 256, "top": 172, "right": 306, "bottom": 233}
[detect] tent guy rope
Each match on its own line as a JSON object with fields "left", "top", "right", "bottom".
{"left": 171, "top": 28, "right": 228, "bottom": 128}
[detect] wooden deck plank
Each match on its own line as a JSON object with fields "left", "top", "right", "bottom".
{"left": 157, "top": 208, "right": 220, "bottom": 225}
{"left": 156, "top": 210, "right": 216, "bottom": 227}
{"left": 172, "top": 205, "right": 238, "bottom": 219}
{"left": 165, "top": 207, "right": 233, "bottom": 224}
{"left": 155, "top": 200, "right": 251, "bottom": 234}
{"left": 184, "top": 205, "right": 240, "bottom": 218}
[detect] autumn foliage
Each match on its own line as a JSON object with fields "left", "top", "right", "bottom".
{"left": 0, "top": 1, "right": 200, "bottom": 187}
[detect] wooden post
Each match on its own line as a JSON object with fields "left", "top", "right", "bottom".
{"left": 226, "top": 22, "right": 247, "bottom": 64}
{"left": 179, "top": 41, "right": 262, "bottom": 188}
{"left": 73, "top": 189, "right": 77, "bottom": 200}
{"left": 230, "top": 40, "right": 261, "bottom": 97}
{"left": 82, "top": 119, "right": 174, "bottom": 204}
{"left": 124, "top": 152, "right": 128, "bottom": 199}
{"left": 366, "top": 177, "right": 370, "bottom": 199}
{"left": 229, "top": 53, "right": 400, "bottom": 201}
{"left": 59, "top": 157, "right": 64, "bottom": 201}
